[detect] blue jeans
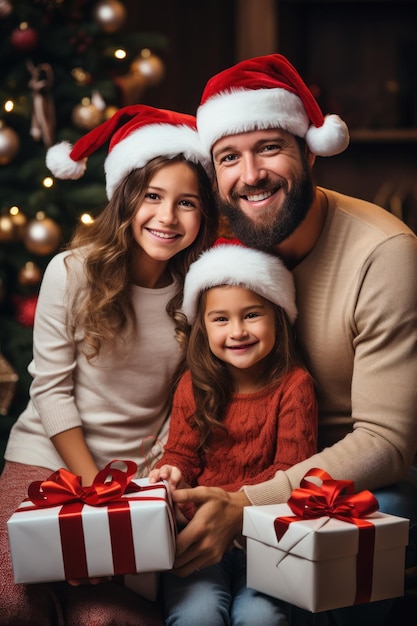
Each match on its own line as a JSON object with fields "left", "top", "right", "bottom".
{"left": 160, "top": 547, "right": 289, "bottom": 626}
{"left": 287, "top": 469, "right": 417, "bottom": 626}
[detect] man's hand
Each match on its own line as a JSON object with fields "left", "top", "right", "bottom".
{"left": 171, "top": 486, "right": 250, "bottom": 577}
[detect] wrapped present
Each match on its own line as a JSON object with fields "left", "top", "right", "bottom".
{"left": 243, "top": 468, "right": 409, "bottom": 612}
{"left": 7, "top": 460, "right": 176, "bottom": 584}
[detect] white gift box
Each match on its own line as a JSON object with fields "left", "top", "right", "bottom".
{"left": 243, "top": 503, "right": 409, "bottom": 612}
{"left": 8, "top": 478, "right": 176, "bottom": 584}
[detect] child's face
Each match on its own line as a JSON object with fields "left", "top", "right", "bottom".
{"left": 204, "top": 285, "right": 276, "bottom": 382}
{"left": 132, "top": 160, "right": 203, "bottom": 264}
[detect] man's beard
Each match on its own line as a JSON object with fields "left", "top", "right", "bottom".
{"left": 217, "top": 165, "right": 314, "bottom": 252}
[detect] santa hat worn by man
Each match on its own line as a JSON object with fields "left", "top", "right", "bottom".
{"left": 182, "top": 238, "right": 297, "bottom": 325}
{"left": 197, "top": 53, "right": 349, "bottom": 157}
{"left": 46, "top": 104, "right": 212, "bottom": 200}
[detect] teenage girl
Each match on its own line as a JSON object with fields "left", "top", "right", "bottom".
{"left": 0, "top": 105, "right": 218, "bottom": 626}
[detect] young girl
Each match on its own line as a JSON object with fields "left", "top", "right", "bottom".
{"left": 149, "top": 240, "right": 318, "bottom": 626}
{"left": 0, "top": 105, "right": 217, "bottom": 626}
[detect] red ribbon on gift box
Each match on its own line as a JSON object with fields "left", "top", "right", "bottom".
{"left": 274, "top": 468, "right": 379, "bottom": 605}
{"left": 28, "top": 459, "right": 140, "bottom": 507}
{"left": 24, "top": 460, "right": 173, "bottom": 580}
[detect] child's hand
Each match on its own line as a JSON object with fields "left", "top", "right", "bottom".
{"left": 149, "top": 464, "right": 184, "bottom": 490}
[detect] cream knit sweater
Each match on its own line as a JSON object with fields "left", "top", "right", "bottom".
{"left": 245, "top": 188, "right": 417, "bottom": 505}
{"left": 5, "top": 250, "right": 179, "bottom": 476}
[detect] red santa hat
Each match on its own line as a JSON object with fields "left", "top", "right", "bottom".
{"left": 46, "top": 104, "right": 212, "bottom": 199}
{"left": 182, "top": 238, "right": 297, "bottom": 325}
{"left": 197, "top": 54, "right": 349, "bottom": 157}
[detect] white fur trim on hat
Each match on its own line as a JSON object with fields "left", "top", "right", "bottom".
{"left": 182, "top": 243, "right": 297, "bottom": 325}
{"left": 306, "top": 114, "right": 349, "bottom": 157}
{"left": 46, "top": 141, "right": 87, "bottom": 180}
{"left": 105, "top": 123, "right": 212, "bottom": 199}
{"left": 197, "top": 88, "right": 309, "bottom": 154}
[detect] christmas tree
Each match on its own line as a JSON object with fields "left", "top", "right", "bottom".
{"left": 0, "top": 0, "right": 168, "bottom": 429}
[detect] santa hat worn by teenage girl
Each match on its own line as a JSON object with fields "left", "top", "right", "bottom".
{"left": 197, "top": 53, "right": 349, "bottom": 157}
{"left": 182, "top": 238, "right": 297, "bottom": 325}
{"left": 46, "top": 104, "right": 212, "bottom": 200}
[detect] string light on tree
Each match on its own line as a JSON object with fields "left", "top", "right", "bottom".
{"left": 80, "top": 213, "right": 94, "bottom": 226}
{"left": 42, "top": 176, "right": 54, "bottom": 189}
{"left": 114, "top": 48, "right": 127, "bottom": 60}
{"left": 4, "top": 100, "right": 14, "bottom": 113}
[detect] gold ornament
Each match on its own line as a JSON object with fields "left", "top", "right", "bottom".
{"left": 130, "top": 49, "right": 165, "bottom": 86}
{"left": 93, "top": 0, "right": 127, "bottom": 33}
{"left": 0, "top": 0, "right": 12, "bottom": 19}
{"left": 114, "top": 70, "right": 147, "bottom": 106}
{"left": 72, "top": 97, "right": 103, "bottom": 130}
{"left": 104, "top": 105, "right": 119, "bottom": 120}
{"left": 24, "top": 213, "right": 62, "bottom": 256}
{"left": 0, "top": 214, "right": 15, "bottom": 242}
{"left": 0, "top": 120, "right": 20, "bottom": 165}
{"left": 71, "top": 67, "right": 92, "bottom": 86}
{"left": 18, "top": 261, "right": 42, "bottom": 286}
{"left": 9, "top": 206, "right": 28, "bottom": 239}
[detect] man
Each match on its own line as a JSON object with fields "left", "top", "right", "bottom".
{"left": 171, "top": 54, "right": 417, "bottom": 624}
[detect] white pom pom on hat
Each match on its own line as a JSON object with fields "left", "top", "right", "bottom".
{"left": 182, "top": 238, "right": 297, "bottom": 325}
{"left": 45, "top": 104, "right": 212, "bottom": 200}
{"left": 197, "top": 53, "right": 349, "bottom": 157}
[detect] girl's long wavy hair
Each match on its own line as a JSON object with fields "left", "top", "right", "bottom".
{"left": 187, "top": 291, "right": 304, "bottom": 453}
{"left": 67, "top": 155, "right": 218, "bottom": 373}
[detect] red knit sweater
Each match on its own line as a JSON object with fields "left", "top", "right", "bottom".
{"left": 157, "top": 367, "right": 318, "bottom": 493}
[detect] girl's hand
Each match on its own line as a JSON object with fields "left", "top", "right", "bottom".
{"left": 149, "top": 464, "right": 184, "bottom": 490}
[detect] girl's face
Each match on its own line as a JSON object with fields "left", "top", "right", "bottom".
{"left": 204, "top": 285, "right": 276, "bottom": 389}
{"left": 132, "top": 160, "right": 203, "bottom": 269}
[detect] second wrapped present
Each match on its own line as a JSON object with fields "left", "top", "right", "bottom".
{"left": 242, "top": 468, "right": 409, "bottom": 612}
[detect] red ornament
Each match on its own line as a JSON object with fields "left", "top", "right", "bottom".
{"left": 10, "top": 23, "right": 39, "bottom": 53}
{"left": 14, "top": 295, "right": 38, "bottom": 327}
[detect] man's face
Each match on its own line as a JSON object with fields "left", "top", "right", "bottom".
{"left": 212, "top": 128, "right": 314, "bottom": 251}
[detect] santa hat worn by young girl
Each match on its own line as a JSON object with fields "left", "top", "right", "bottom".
{"left": 46, "top": 104, "right": 212, "bottom": 200}
{"left": 182, "top": 238, "right": 297, "bottom": 325}
{"left": 197, "top": 53, "right": 349, "bottom": 157}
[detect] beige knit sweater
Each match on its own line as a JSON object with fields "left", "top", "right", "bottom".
{"left": 245, "top": 188, "right": 417, "bottom": 505}
{"left": 5, "top": 250, "right": 179, "bottom": 476}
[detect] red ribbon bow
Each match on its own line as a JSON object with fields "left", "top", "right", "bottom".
{"left": 274, "top": 468, "right": 379, "bottom": 606}
{"left": 275, "top": 467, "right": 379, "bottom": 539}
{"left": 28, "top": 460, "right": 140, "bottom": 507}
